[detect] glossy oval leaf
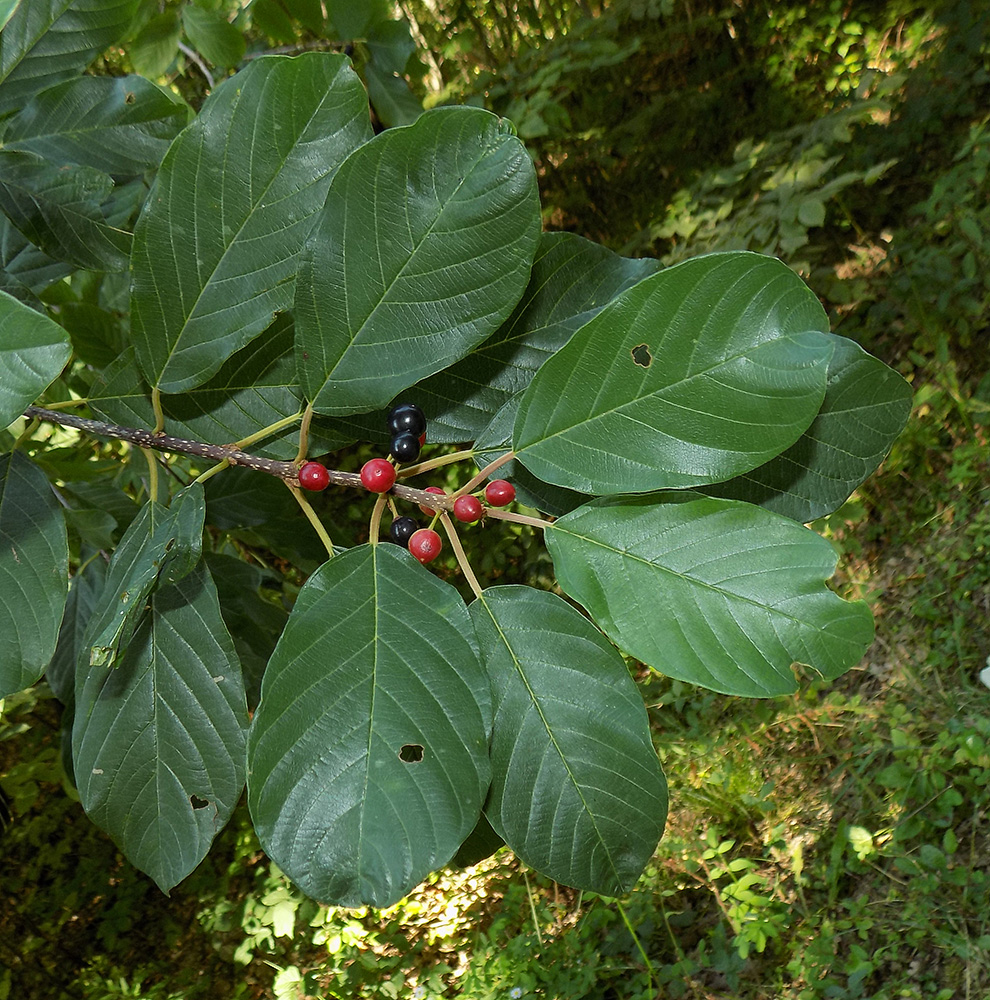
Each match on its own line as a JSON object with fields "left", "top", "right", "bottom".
{"left": 1, "top": 75, "right": 190, "bottom": 177}
{"left": 131, "top": 53, "right": 372, "bottom": 393}
{"left": 469, "top": 586, "right": 667, "bottom": 895}
{"left": 0, "top": 150, "right": 132, "bottom": 271}
{"left": 514, "top": 252, "right": 835, "bottom": 494}
{"left": 0, "top": 0, "right": 140, "bottom": 115}
{"left": 73, "top": 561, "right": 247, "bottom": 893}
{"left": 247, "top": 544, "right": 491, "bottom": 908}
{"left": 702, "top": 335, "right": 913, "bottom": 521}
{"left": 180, "top": 4, "right": 245, "bottom": 68}
{"left": 0, "top": 451, "right": 68, "bottom": 698}
{"left": 546, "top": 493, "right": 875, "bottom": 697}
{"left": 295, "top": 105, "right": 541, "bottom": 415}
{"left": 0, "top": 288, "right": 71, "bottom": 425}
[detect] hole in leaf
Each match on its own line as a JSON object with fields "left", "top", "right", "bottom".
{"left": 631, "top": 344, "right": 652, "bottom": 367}
{"left": 398, "top": 744, "right": 424, "bottom": 764}
{"left": 190, "top": 795, "right": 210, "bottom": 810}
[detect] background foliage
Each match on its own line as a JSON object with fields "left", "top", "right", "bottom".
{"left": 1, "top": 0, "right": 988, "bottom": 998}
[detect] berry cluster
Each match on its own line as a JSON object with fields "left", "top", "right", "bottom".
{"left": 297, "top": 400, "right": 517, "bottom": 568}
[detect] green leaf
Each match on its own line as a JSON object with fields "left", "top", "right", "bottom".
{"left": 0, "top": 2, "right": 20, "bottom": 34}
{"left": 204, "top": 551, "right": 287, "bottom": 710}
{"left": 363, "top": 61, "right": 422, "bottom": 128}
{"left": 249, "top": 0, "right": 297, "bottom": 44}
{"left": 47, "top": 549, "right": 108, "bottom": 706}
{"left": 326, "top": 0, "right": 388, "bottom": 39}
{"left": 80, "top": 486, "right": 205, "bottom": 669}
{"left": 0, "top": 215, "right": 72, "bottom": 303}
{"left": 366, "top": 18, "right": 415, "bottom": 75}
{"left": 128, "top": 11, "right": 180, "bottom": 79}
{"left": 546, "top": 494, "right": 875, "bottom": 697}
{"left": 703, "top": 336, "right": 913, "bottom": 521}
{"left": 295, "top": 105, "right": 541, "bottom": 415}
{"left": 131, "top": 53, "right": 373, "bottom": 393}
{"left": 0, "top": 0, "right": 140, "bottom": 115}
{"left": 0, "top": 150, "right": 132, "bottom": 271}
{"left": 407, "top": 231, "right": 660, "bottom": 444}
{"left": 90, "top": 321, "right": 353, "bottom": 460}
{"left": 0, "top": 451, "right": 69, "bottom": 699}
{"left": 469, "top": 586, "right": 667, "bottom": 895}
{"left": 513, "top": 252, "right": 835, "bottom": 494}
{"left": 452, "top": 812, "right": 505, "bottom": 868}
{"left": 73, "top": 561, "right": 248, "bottom": 893}
{"left": 0, "top": 288, "right": 70, "bottom": 424}
{"left": 285, "top": 0, "right": 323, "bottom": 35}
{"left": 247, "top": 544, "right": 491, "bottom": 908}
{"left": 1, "top": 75, "right": 190, "bottom": 177}
{"left": 181, "top": 5, "right": 245, "bottom": 68}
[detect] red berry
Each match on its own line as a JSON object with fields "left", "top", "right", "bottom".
{"left": 298, "top": 461, "right": 330, "bottom": 491}
{"left": 485, "top": 479, "right": 516, "bottom": 507}
{"left": 453, "top": 495, "right": 484, "bottom": 523}
{"left": 419, "top": 485, "right": 446, "bottom": 515}
{"left": 360, "top": 458, "right": 396, "bottom": 493}
{"left": 408, "top": 528, "right": 442, "bottom": 564}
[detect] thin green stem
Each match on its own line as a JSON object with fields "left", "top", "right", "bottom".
{"left": 614, "top": 897, "right": 654, "bottom": 992}
{"left": 142, "top": 447, "right": 159, "bottom": 503}
{"left": 439, "top": 512, "right": 483, "bottom": 599}
{"left": 293, "top": 402, "right": 315, "bottom": 464}
{"left": 285, "top": 482, "right": 335, "bottom": 560}
{"left": 397, "top": 449, "right": 475, "bottom": 479}
{"left": 368, "top": 492, "right": 388, "bottom": 545}
{"left": 450, "top": 451, "right": 515, "bottom": 499}
{"left": 522, "top": 869, "right": 544, "bottom": 947}
{"left": 193, "top": 459, "right": 230, "bottom": 485}
{"left": 484, "top": 507, "right": 553, "bottom": 530}
{"left": 35, "top": 398, "right": 90, "bottom": 411}
{"left": 151, "top": 386, "right": 165, "bottom": 433}
{"left": 236, "top": 411, "right": 303, "bottom": 451}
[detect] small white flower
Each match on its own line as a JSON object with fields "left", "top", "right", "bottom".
{"left": 510, "top": 989, "right": 523, "bottom": 999}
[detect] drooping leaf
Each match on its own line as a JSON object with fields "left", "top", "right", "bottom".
{"left": 181, "top": 5, "right": 245, "bottom": 68}
{"left": 247, "top": 544, "right": 491, "bottom": 908}
{"left": 514, "top": 252, "right": 836, "bottom": 495}
{"left": 0, "top": 0, "right": 140, "bottom": 116}
{"left": 250, "top": 0, "right": 297, "bottom": 44}
{"left": 363, "top": 62, "right": 422, "bottom": 128}
{"left": 0, "top": 450, "right": 69, "bottom": 699}
{"left": 73, "top": 561, "right": 248, "bottom": 893}
{"left": 702, "top": 335, "right": 913, "bottom": 521}
{"left": 1, "top": 75, "right": 190, "bottom": 177}
{"left": 469, "top": 586, "right": 667, "bottom": 895}
{"left": 452, "top": 813, "right": 504, "bottom": 868}
{"left": 295, "top": 105, "right": 541, "bottom": 415}
{"left": 546, "top": 493, "right": 875, "bottom": 697}
{"left": 131, "top": 53, "right": 373, "bottom": 393}
{"left": 0, "top": 150, "right": 132, "bottom": 271}
{"left": 0, "top": 288, "right": 71, "bottom": 425}
{"left": 80, "top": 485, "right": 205, "bottom": 669}
{"left": 326, "top": 0, "right": 389, "bottom": 39}
{"left": 91, "top": 321, "right": 353, "bottom": 460}
{"left": 403, "top": 232, "right": 660, "bottom": 444}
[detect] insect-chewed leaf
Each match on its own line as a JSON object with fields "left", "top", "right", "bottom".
{"left": 73, "top": 562, "right": 248, "bottom": 894}
{"left": 469, "top": 586, "right": 667, "bottom": 895}
{"left": 513, "top": 252, "right": 835, "bottom": 495}
{"left": 702, "top": 334, "right": 913, "bottom": 521}
{"left": 295, "top": 105, "right": 541, "bottom": 415}
{"left": 132, "top": 53, "right": 372, "bottom": 393}
{"left": 1, "top": 75, "right": 189, "bottom": 177}
{"left": 0, "top": 451, "right": 68, "bottom": 699}
{"left": 546, "top": 494, "right": 875, "bottom": 697}
{"left": 0, "top": 0, "right": 140, "bottom": 115}
{"left": 0, "top": 288, "right": 71, "bottom": 425}
{"left": 247, "top": 544, "right": 492, "bottom": 908}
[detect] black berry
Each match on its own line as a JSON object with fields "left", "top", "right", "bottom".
{"left": 387, "top": 402, "right": 426, "bottom": 438}
{"left": 389, "top": 516, "right": 419, "bottom": 547}
{"left": 390, "top": 431, "right": 421, "bottom": 464}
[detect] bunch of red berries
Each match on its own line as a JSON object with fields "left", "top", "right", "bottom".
{"left": 296, "top": 401, "right": 516, "bottom": 566}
